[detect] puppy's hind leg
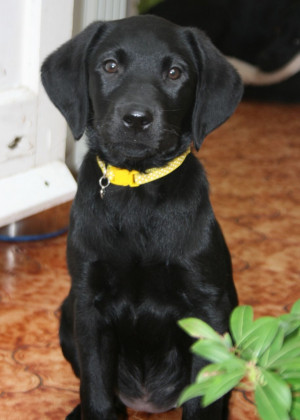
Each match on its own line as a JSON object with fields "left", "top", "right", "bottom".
{"left": 114, "top": 396, "right": 128, "bottom": 419}
{"left": 182, "top": 397, "right": 226, "bottom": 420}
{"left": 59, "top": 292, "right": 80, "bottom": 377}
{"left": 66, "top": 404, "right": 81, "bottom": 420}
{"left": 66, "top": 402, "right": 127, "bottom": 420}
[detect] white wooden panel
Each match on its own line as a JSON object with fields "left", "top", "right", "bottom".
{"left": 0, "top": 88, "right": 36, "bottom": 169}
{"left": 97, "top": 0, "right": 127, "bottom": 20}
{"left": 0, "top": 0, "right": 74, "bottom": 175}
{"left": 0, "top": 0, "right": 75, "bottom": 225}
{"left": 0, "top": 0, "right": 43, "bottom": 93}
{"left": 76, "top": 0, "right": 127, "bottom": 25}
{"left": 0, "top": 1, "right": 26, "bottom": 90}
{"left": 0, "top": 161, "right": 77, "bottom": 228}
{"left": 35, "top": 0, "right": 74, "bottom": 168}
{"left": 21, "top": 0, "right": 42, "bottom": 93}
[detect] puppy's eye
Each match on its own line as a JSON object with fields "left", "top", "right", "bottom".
{"left": 168, "top": 67, "right": 182, "bottom": 80}
{"left": 103, "top": 60, "right": 119, "bottom": 73}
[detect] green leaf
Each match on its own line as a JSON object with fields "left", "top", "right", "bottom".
{"left": 267, "top": 335, "right": 300, "bottom": 369}
{"left": 291, "top": 396, "right": 300, "bottom": 420}
{"left": 291, "top": 299, "right": 300, "bottom": 316}
{"left": 277, "top": 300, "right": 300, "bottom": 337}
{"left": 202, "top": 368, "right": 246, "bottom": 407}
{"left": 255, "top": 370, "right": 292, "bottom": 420}
{"left": 292, "top": 382, "right": 300, "bottom": 391}
{"left": 195, "top": 358, "right": 247, "bottom": 383}
{"left": 255, "top": 385, "right": 289, "bottom": 420}
{"left": 223, "top": 332, "right": 233, "bottom": 349}
{"left": 277, "top": 357, "right": 300, "bottom": 372}
{"left": 178, "top": 359, "right": 246, "bottom": 407}
{"left": 177, "top": 382, "right": 208, "bottom": 406}
{"left": 195, "top": 363, "right": 219, "bottom": 383}
{"left": 279, "top": 313, "right": 300, "bottom": 336}
{"left": 230, "top": 305, "right": 253, "bottom": 343}
{"left": 191, "top": 339, "right": 233, "bottom": 363}
{"left": 259, "top": 328, "right": 284, "bottom": 367}
{"left": 237, "top": 317, "right": 279, "bottom": 360}
{"left": 178, "top": 318, "right": 223, "bottom": 342}
{"left": 283, "top": 372, "right": 300, "bottom": 387}
{"left": 276, "top": 358, "right": 300, "bottom": 390}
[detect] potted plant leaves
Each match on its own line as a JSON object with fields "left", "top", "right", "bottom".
{"left": 178, "top": 299, "right": 300, "bottom": 420}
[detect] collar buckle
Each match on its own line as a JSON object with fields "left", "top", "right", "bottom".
{"left": 109, "top": 167, "right": 140, "bottom": 187}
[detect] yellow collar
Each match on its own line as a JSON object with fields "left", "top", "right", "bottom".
{"left": 97, "top": 147, "right": 191, "bottom": 191}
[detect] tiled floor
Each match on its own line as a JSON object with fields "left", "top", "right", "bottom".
{"left": 0, "top": 101, "right": 299, "bottom": 420}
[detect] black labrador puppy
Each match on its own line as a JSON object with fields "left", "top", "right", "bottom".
{"left": 41, "top": 15, "right": 242, "bottom": 420}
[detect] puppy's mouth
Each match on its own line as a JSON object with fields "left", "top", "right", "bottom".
{"left": 116, "top": 142, "right": 156, "bottom": 160}
{"left": 90, "top": 122, "right": 182, "bottom": 170}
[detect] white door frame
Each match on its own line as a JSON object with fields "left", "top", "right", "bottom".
{"left": 0, "top": 0, "right": 77, "bottom": 227}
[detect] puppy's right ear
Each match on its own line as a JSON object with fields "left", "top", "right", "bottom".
{"left": 41, "top": 22, "right": 105, "bottom": 140}
{"left": 184, "top": 28, "right": 243, "bottom": 150}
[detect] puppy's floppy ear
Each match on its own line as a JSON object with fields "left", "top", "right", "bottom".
{"left": 184, "top": 28, "right": 243, "bottom": 150}
{"left": 41, "top": 22, "right": 105, "bottom": 140}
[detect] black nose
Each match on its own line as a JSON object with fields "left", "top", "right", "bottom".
{"left": 122, "top": 110, "right": 153, "bottom": 131}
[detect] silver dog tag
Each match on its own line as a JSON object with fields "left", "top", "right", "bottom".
{"left": 99, "top": 176, "right": 110, "bottom": 199}
{"left": 99, "top": 169, "right": 110, "bottom": 199}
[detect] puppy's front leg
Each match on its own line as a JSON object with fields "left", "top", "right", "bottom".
{"left": 182, "top": 397, "right": 225, "bottom": 420}
{"left": 74, "top": 302, "right": 118, "bottom": 420}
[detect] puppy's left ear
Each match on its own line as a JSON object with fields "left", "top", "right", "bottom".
{"left": 184, "top": 28, "right": 243, "bottom": 150}
{"left": 41, "top": 22, "right": 105, "bottom": 140}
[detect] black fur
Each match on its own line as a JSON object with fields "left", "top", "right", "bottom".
{"left": 148, "top": 0, "right": 300, "bottom": 102}
{"left": 147, "top": 0, "right": 300, "bottom": 68}
{"left": 41, "top": 15, "right": 242, "bottom": 420}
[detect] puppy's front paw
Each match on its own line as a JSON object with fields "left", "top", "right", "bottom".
{"left": 66, "top": 404, "right": 81, "bottom": 420}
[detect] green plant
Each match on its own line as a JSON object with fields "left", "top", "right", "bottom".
{"left": 178, "top": 300, "right": 300, "bottom": 420}
{"left": 137, "top": 0, "right": 164, "bottom": 14}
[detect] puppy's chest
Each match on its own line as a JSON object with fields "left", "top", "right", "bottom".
{"left": 93, "top": 268, "right": 190, "bottom": 327}
{"left": 91, "top": 264, "right": 192, "bottom": 412}
{"left": 97, "top": 196, "right": 191, "bottom": 260}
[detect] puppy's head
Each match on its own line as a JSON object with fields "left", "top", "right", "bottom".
{"left": 41, "top": 15, "right": 243, "bottom": 170}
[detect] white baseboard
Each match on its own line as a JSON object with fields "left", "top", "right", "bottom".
{"left": 0, "top": 160, "right": 77, "bottom": 228}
